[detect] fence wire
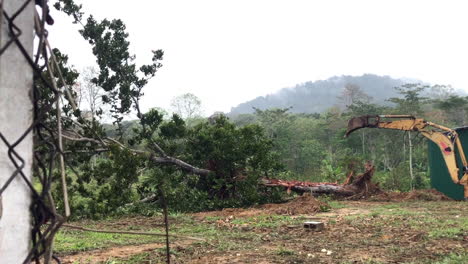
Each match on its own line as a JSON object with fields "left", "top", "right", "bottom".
{"left": 0, "top": 1, "right": 171, "bottom": 263}
{"left": 1, "top": 1, "right": 68, "bottom": 263}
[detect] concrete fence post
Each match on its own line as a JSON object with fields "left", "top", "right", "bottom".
{"left": 0, "top": 0, "right": 35, "bottom": 262}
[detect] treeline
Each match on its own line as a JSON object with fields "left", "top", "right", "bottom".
{"left": 232, "top": 83, "right": 468, "bottom": 191}
{"left": 229, "top": 74, "right": 465, "bottom": 115}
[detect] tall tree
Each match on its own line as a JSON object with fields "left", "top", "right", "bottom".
{"left": 170, "top": 93, "right": 203, "bottom": 119}
{"left": 388, "top": 83, "right": 428, "bottom": 115}
{"left": 77, "top": 66, "right": 103, "bottom": 119}
{"left": 337, "top": 83, "right": 372, "bottom": 108}
{"left": 434, "top": 95, "right": 468, "bottom": 126}
{"left": 388, "top": 84, "right": 429, "bottom": 189}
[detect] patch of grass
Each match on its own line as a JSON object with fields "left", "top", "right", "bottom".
{"left": 343, "top": 214, "right": 363, "bottom": 221}
{"left": 428, "top": 227, "right": 465, "bottom": 239}
{"left": 328, "top": 201, "right": 347, "bottom": 209}
{"left": 55, "top": 229, "right": 164, "bottom": 254}
{"left": 406, "top": 215, "right": 467, "bottom": 239}
{"left": 370, "top": 206, "right": 419, "bottom": 217}
{"left": 363, "top": 202, "right": 466, "bottom": 240}
{"left": 380, "top": 203, "right": 401, "bottom": 209}
{"left": 276, "top": 247, "right": 295, "bottom": 256}
{"left": 420, "top": 252, "right": 468, "bottom": 264}
{"left": 230, "top": 215, "right": 306, "bottom": 228}
{"left": 204, "top": 216, "right": 222, "bottom": 221}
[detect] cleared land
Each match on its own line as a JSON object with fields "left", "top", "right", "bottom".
{"left": 57, "top": 195, "right": 467, "bottom": 264}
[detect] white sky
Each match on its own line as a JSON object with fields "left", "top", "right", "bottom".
{"left": 49, "top": 0, "right": 468, "bottom": 116}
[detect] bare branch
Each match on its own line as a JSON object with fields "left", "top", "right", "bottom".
{"left": 150, "top": 155, "right": 212, "bottom": 176}
{"left": 63, "top": 149, "right": 109, "bottom": 154}
{"left": 61, "top": 134, "right": 213, "bottom": 177}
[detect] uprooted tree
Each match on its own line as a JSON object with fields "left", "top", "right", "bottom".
{"left": 262, "top": 161, "right": 382, "bottom": 198}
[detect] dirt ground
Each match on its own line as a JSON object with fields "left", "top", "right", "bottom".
{"left": 193, "top": 195, "right": 328, "bottom": 219}
{"left": 59, "top": 192, "right": 467, "bottom": 264}
{"left": 368, "top": 189, "right": 453, "bottom": 202}
{"left": 63, "top": 243, "right": 165, "bottom": 263}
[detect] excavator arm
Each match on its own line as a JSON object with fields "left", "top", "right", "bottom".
{"left": 345, "top": 115, "right": 468, "bottom": 199}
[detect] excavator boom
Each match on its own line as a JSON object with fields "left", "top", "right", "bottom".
{"left": 345, "top": 115, "right": 468, "bottom": 200}
{"left": 345, "top": 115, "right": 426, "bottom": 137}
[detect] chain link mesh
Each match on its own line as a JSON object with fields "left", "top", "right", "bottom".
{"left": 1, "top": 1, "right": 172, "bottom": 263}
{"left": 0, "top": 1, "right": 68, "bottom": 263}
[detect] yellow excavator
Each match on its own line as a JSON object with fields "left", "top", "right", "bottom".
{"left": 345, "top": 115, "right": 468, "bottom": 200}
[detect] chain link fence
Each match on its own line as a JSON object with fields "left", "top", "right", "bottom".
{"left": 0, "top": 1, "right": 172, "bottom": 263}
{"left": 0, "top": 1, "right": 71, "bottom": 262}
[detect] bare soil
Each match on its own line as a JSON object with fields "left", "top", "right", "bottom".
{"left": 367, "top": 189, "right": 452, "bottom": 202}
{"left": 59, "top": 193, "right": 466, "bottom": 264}
{"left": 193, "top": 194, "right": 327, "bottom": 219}
{"left": 62, "top": 243, "right": 164, "bottom": 264}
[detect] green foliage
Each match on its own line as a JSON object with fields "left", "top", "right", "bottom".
{"left": 184, "top": 115, "right": 284, "bottom": 208}
{"left": 57, "top": 146, "right": 144, "bottom": 219}
{"left": 62, "top": 113, "right": 284, "bottom": 217}
{"left": 126, "top": 114, "right": 285, "bottom": 213}
{"left": 433, "top": 253, "right": 468, "bottom": 264}
{"left": 433, "top": 95, "right": 468, "bottom": 125}
{"left": 388, "top": 83, "right": 428, "bottom": 115}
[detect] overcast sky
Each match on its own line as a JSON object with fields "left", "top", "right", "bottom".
{"left": 49, "top": 0, "right": 468, "bottom": 116}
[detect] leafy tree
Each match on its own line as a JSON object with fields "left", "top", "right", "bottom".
{"left": 427, "top": 84, "right": 455, "bottom": 100}
{"left": 388, "top": 83, "right": 428, "bottom": 115}
{"left": 338, "top": 83, "right": 372, "bottom": 108}
{"left": 433, "top": 95, "right": 468, "bottom": 126}
{"left": 186, "top": 115, "right": 283, "bottom": 205}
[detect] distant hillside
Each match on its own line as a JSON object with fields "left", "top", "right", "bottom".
{"left": 230, "top": 74, "right": 414, "bottom": 115}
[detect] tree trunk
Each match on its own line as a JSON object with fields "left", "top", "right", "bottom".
{"left": 262, "top": 162, "right": 380, "bottom": 197}
{"left": 408, "top": 131, "right": 414, "bottom": 190}
{"left": 361, "top": 130, "right": 365, "bottom": 156}
{"left": 0, "top": 0, "right": 34, "bottom": 262}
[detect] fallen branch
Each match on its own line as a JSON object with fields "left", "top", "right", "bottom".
{"left": 62, "top": 133, "right": 212, "bottom": 176}
{"left": 124, "top": 194, "right": 158, "bottom": 207}
{"left": 263, "top": 161, "right": 381, "bottom": 198}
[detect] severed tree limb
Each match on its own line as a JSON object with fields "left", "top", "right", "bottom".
{"left": 62, "top": 133, "right": 212, "bottom": 176}
{"left": 262, "top": 161, "right": 380, "bottom": 197}
{"left": 125, "top": 194, "right": 158, "bottom": 206}
{"left": 63, "top": 148, "right": 109, "bottom": 154}
{"left": 287, "top": 184, "right": 357, "bottom": 196}
{"left": 148, "top": 154, "right": 211, "bottom": 176}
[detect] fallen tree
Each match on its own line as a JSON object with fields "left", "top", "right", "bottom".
{"left": 262, "top": 161, "right": 382, "bottom": 198}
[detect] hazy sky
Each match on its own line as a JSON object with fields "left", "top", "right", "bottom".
{"left": 49, "top": 0, "right": 468, "bottom": 116}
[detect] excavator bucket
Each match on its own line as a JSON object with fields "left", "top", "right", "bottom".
{"left": 344, "top": 115, "right": 378, "bottom": 137}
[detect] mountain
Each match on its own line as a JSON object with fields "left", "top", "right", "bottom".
{"left": 229, "top": 74, "right": 414, "bottom": 115}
